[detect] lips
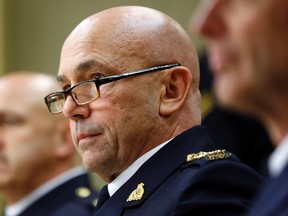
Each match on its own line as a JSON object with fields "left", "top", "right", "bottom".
{"left": 76, "top": 133, "right": 97, "bottom": 143}
{"left": 73, "top": 121, "right": 103, "bottom": 149}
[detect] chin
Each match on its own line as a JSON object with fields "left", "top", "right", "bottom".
{"left": 215, "top": 80, "right": 242, "bottom": 110}
{"left": 217, "top": 88, "right": 254, "bottom": 118}
{"left": 83, "top": 154, "right": 105, "bottom": 174}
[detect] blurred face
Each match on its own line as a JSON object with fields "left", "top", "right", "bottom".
{"left": 192, "top": 0, "right": 288, "bottom": 114}
{"left": 0, "top": 83, "right": 57, "bottom": 196}
{"left": 58, "top": 26, "right": 161, "bottom": 182}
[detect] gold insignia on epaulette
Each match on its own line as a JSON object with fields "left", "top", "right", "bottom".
{"left": 186, "top": 149, "right": 231, "bottom": 162}
{"left": 126, "top": 183, "right": 145, "bottom": 202}
{"left": 75, "top": 187, "right": 91, "bottom": 198}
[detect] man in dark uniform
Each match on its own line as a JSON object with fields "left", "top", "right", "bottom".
{"left": 192, "top": 0, "right": 288, "bottom": 215}
{"left": 45, "top": 6, "right": 262, "bottom": 215}
{"left": 0, "top": 72, "right": 98, "bottom": 216}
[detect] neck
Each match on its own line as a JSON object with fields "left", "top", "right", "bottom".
{"left": 261, "top": 115, "right": 288, "bottom": 146}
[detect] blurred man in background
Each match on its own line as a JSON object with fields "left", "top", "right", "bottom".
{"left": 0, "top": 72, "right": 98, "bottom": 216}
{"left": 199, "top": 53, "right": 274, "bottom": 176}
{"left": 192, "top": 0, "right": 288, "bottom": 215}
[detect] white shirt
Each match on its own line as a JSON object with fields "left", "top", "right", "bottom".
{"left": 5, "top": 166, "right": 86, "bottom": 216}
{"left": 108, "top": 139, "right": 171, "bottom": 196}
{"left": 268, "top": 135, "right": 288, "bottom": 177}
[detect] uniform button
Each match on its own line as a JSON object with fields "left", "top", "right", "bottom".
{"left": 75, "top": 187, "right": 91, "bottom": 198}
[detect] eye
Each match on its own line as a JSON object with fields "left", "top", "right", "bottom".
{"left": 0, "top": 115, "right": 24, "bottom": 128}
{"left": 62, "top": 84, "right": 71, "bottom": 91}
{"left": 92, "top": 72, "right": 104, "bottom": 79}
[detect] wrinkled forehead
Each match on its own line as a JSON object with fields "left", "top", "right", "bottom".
{"left": 58, "top": 28, "right": 116, "bottom": 83}
{"left": 58, "top": 21, "right": 157, "bottom": 83}
{"left": 58, "top": 28, "right": 124, "bottom": 84}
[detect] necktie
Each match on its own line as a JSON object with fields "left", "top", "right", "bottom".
{"left": 95, "top": 185, "right": 110, "bottom": 210}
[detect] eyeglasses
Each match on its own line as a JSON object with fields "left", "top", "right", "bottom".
{"left": 45, "top": 63, "right": 180, "bottom": 114}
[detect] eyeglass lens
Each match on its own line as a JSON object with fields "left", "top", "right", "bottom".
{"left": 46, "top": 94, "right": 66, "bottom": 113}
{"left": 46, "top": 81, "right": 99, "bottom": 113}
{"left": 72, "top": 81, "right": 99, "bottom": 105}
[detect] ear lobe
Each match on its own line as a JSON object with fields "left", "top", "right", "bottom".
{"left": 159, "top": 67, "right": 192, "bottom": 116}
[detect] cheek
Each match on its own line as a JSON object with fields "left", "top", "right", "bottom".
{"left": 1, "top": 139, "right": 46, "bottom": 186}
{"left": 106, "top": 90, "right": 154, "bottom": 146}
{"left": 227, "top": 13, "right": 265, "bottom": 91}
{"left": 114, "top": 89, "right": 157, "bottom": 133}
{"left": 6, "top": 126, "right": 52, "bottom": 162}
{"left": 236, "top": 3, "right": 288, "bottom": 70}
{"left": 234, "top": 7, "right": 288, "bottom": 92}
{"left": 214, "top": 65, "right": 256, "bottom": 112}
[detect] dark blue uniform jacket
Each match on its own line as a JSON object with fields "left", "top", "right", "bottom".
{"left": 94, "top": 126, "right": 262, "bottom": 216}
{"left": 19, "top": 173, "right": 98, "bottom": 216}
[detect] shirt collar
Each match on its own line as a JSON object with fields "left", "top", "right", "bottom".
{"left": 268, "top": 135, "right": 288, "bottom": 177}
{"left": 5, "top": 166, "right": 86, "bottom": 216}
{"left": 108, "top": 139, "right": 172, "bottom": 196}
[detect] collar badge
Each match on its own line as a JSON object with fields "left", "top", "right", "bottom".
{"left": 126, "top": 183, "right": 145, "bottom": 202}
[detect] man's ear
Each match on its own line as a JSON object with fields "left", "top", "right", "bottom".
{"left": 53, "top": 120, "right": 75, "bottom": 158}
{"left": 159, "top": 67, "right": 192, "bottom": 116}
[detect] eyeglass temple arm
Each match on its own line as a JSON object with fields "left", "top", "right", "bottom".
{"left": 97, "top": 63, "right": 180, "bottom": 85}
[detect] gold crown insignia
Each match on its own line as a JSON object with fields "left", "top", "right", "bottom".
{"left": 126, "top": 183, "right": 145, "bottom": 202}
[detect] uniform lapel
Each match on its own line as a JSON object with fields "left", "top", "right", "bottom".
{"left": 122, "top": 126, "right": 215, "bottom": 209}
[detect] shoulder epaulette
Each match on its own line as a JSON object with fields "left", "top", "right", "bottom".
{"left": 186, "top": 149, "right": 231, "bottom": 162}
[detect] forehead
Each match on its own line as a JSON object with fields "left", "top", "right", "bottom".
{"left": 0, "top": 81, "right": 42, "bottom": 115}
{"left": 57, "top": 59, "right": 97, "bottom": 82}
{"left": 0, "top": 90, "right": 31, "bottom": 113}
{"left": 57, "top": 55, "right": 119, "bottom": 85}
{"left": 58, "top": 30, "right": 123, "bottom": 81}
{"left": 58, "top": 14, "right": 151, "bottom": 82}
{"left": 0, "top": 99, "right": 31, "bottom": 123}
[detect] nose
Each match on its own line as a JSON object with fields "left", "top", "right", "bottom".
{"left": 191, "top": 0, "right": 226, "bottom": 39}
{"left": 62, "top": 95, "right": 89, "bottom": 120}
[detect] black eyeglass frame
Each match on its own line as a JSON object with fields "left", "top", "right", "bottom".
{"left": 45, "top": 63, "right": 181, "bottom": 114}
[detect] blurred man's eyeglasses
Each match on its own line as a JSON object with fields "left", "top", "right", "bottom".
{"left": 45, "top": 63, "right": 180, "bottom": 114}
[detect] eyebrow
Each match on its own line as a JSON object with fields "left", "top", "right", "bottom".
{"left": 56, "top": 59, "right": 100, "bottom": 84}
{"left": 76, "top": 59, "right": 98, "bottom": 72}
{"left": 56, "top": 75, "right": 66, "bottom": 83}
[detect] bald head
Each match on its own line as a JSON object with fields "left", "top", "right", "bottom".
{"left": 61, "top": 6, "right": 199, "bottom": 89}
{"left": 0, "top": 72, "right": 59, "bottom": 108}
